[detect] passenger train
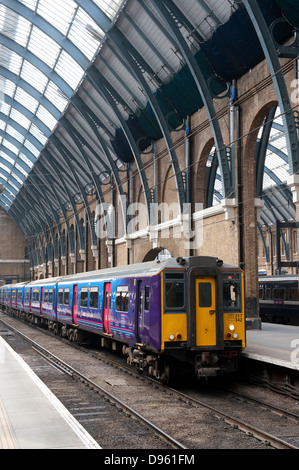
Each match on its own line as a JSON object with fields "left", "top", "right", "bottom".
{"left": 0, "top": 256, "right": 246, "bottom": 382}
{"left": 259, "top": 275, "right": 299, "bottom": 326}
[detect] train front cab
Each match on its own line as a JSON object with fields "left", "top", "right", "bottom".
{"left": 188, "top": 263, "right": 245, "bottom": 377}
{"left": 161, "top": 257, "right": 245, "bottom": 378}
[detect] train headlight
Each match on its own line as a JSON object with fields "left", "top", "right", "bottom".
{"left": 169, "top": 334, "right": 175, "bottom": 341}
{"left": 233, "top": 333, "right": 239, "bottom": 339}
{"left": 229, "top": 324, "right": 235, "bottom": 331}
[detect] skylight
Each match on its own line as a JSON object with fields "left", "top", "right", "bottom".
{"left": 0, "top": 0, "right": 119, "bottom": 207}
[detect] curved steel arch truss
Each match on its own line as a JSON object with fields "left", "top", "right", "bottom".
{"left": 0, "top": 0, "right": 298, "bottom": 272}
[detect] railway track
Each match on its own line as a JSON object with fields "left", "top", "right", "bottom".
{"left": 1, "top": 311, "right": 299, "bottom": 449}
{"left": 0, "top": 315, "right": 185, "bottom": 450}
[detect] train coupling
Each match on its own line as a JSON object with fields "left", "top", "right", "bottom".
{"left": 195, "top": 352, "right": 220, "bottom": 378}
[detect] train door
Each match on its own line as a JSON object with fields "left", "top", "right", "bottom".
{"left": 103, "top": 283, "right": 111, "bottom": 334}
{"left": 195, "top": 277, "right": 216, "bottom": 346}
{"left": 30, "top": 288, "right": 32, "bottom": 312}
{"left": 40, "top": 288, "right": 43, "bottom": 315}
{"left": 72, "top": 285, "right": 78, "bottom": 324}
{"left": 136, "top": 280, "right": 146, "bottom": 345}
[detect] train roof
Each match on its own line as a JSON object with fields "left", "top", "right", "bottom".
{"left": 259, "top": 275, "right": 298, "bottom": 282}
{"left": 24, "top": 256, "right": 239, "bottom": 286}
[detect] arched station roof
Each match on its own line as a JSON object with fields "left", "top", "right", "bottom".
{"left": 0, "top": 0, "right": 299, "bottom": 250}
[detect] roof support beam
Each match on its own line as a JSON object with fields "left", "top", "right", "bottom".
{"left": 243, "top": 0, "right": 299, "bottom": 174}
{"left": 86, "top": 66, "right": 153, "bottom": 221}
{"left": 149, "top": 0, "right": 234, "bottom": 199}
{"left": 256, "top": 105, "right": 277, "bottom": 197}
{"left": 107, "top": 31, "right": 186, "bottom": 213}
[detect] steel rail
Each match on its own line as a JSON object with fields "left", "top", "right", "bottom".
{"left": 170, "top": 388, "right": 299, "bottom": 450}
{"left": 0, "top": 318, "right": 187, "bottom": 450}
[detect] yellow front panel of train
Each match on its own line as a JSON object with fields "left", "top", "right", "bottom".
{"left": 196, "top": 277, "right": 216, "bottom": 346}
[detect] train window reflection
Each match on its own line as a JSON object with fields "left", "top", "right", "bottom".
{"left": 115, "top": 285, "right": 129, "bottom": 312}
{"left": 165, "top": 281, "right": 184, "bottom": 308}
{"left": 265, "top": 288, "right": 271, "bottom": 300}
{"left": 58, "top": 289, "right": 63, "bottom": 305}
{"left": 80, "top": 289, "right": 88, "bottom": 307}
{"left": 273, "top": 288, "right": 286, "bottom": 300}
{"left": 198, "top": 283, "right": 211, "bottom": 308}
{"left": 289, "top": 288, "right": 299, "bottom": 300}
{"left": 259, "top": 288, "right": 263, "bottom": 299}
{"left": 223, "top": 274, "right": 241, "bottom": 311}
{"left": 90, "top": 288, "right": 99, "bottom": 309}
{"left": 64, "top": 289, "right": 70, "bottom": 305}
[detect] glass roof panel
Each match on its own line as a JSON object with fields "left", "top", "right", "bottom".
{"left": 0, "top": 44, "right": 23, "bottom": 75}
{"left": 17, "top": 0, "right": 38, "bottom": 12}
{"left": 0, "top": 162, "right": 11, "bottom": 173}
{"left": 14, "top": 87, "right": 39, "bottom": 114}
{"left": 69, "top": 7, "right": 104, "bottom": 60}
{"left": 37, "top": 0, "right": 77, "bottom": 35}
{"left": 55, "top": 50, "right": 84, "bottom": 89}
{"left": 1, "top": 152, "right": 15, "bottom": 166}
{"left": 8, "top": 179, "right": 20, "bottom": 192}
{"left": 15, "top": 162, "right": 28, "bottom": 177}
{"left": 20, "top": 60, "right": 48, "bottom": 93}
{"left": 0, "top": 101, "right": 11, "bottom": 117}
{"left": 3, "top": 139, "right": 19, "bottom": 156}
{"left": 0, "top": 5, "right": 31, "bottom": 48}
{"left": 44, "top": 82, "right": 69, "bottom": 113}
{"left": 10, "top": 108, "right": 31, "bottom": 130}
{"left": 0, "top": 77, "right": 16, "bottom": 99}
{"left": 36, "top": 104, "right": 57, "bottom": 131}
{"left": 92, "top": 0, "right": 124, "bottom": 20}
{"left": 0, "top": 0, "right": 137, "bottom": 208}
{"left": 19, "top": 152, "right": 34, "bottom": 169}
{"left": 6, "top": 125, "right": 25, "bottom": 144}
{"left": 29, "top": 123, "right": 47, "bottom": 145}
{"left": 11, "top": 171, "right": 23, "bottom": 185}
{"left": 23, "top": 139, "right": 39, "bottom": 158}
{"left": 28, "top": 26, "right": 61, "bottom": 68}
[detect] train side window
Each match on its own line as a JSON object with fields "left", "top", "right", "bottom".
{"left": 273, "top": 288, "right": 286, "bottom": 300}
{"left": 26, "top": 290, "right": 29, "bottom": 301}
{"left": 90, "top": 288, "right": 99, "bottom": 309}
{"left": 198, "top": 283, "right": 212, "bottom": 308}
{"left": 144, "top": 286, "right": 150, "bottom": 311}
{"left": 44, "top": 289, "right": 48, "bottom": 303}
{"left": 115, "top": 286, "right": 129, "bottom": 312}
{"left": 58, "top": 289, "right": 63, "bottom": 305}
{"left": 80, "top": 288, "right": 88, "bottom": 308}
{"left": 17, "top": 290, "right": 22, "bottom": 300}
{"left": 265, "top": 288, "right": 271, "bottom": 300}
{"left": 64, "top": 289, "right": 70, "bottom": 306}
{"left": 48, "top": 289, "right": 53, "bottom": 304}
{"left": 223, "top": 273, "right": 242, "bottom": 311}
{"left": 259, "top": 288, "right": 264, "bottom": 299}
{"left": 165, "top": 281, "right": 185, "bottom": 308}
{"left": 289, "top": 288, "right": 299, "bottom": 300}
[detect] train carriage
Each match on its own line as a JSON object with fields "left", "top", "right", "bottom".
{"left": 0, "top": 256, "right": 246, "bottom": 382}
{"left": 259, "top": 275, "right": 299, "bottom": 325}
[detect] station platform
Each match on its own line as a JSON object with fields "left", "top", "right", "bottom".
{"left": 0, "top": 335, "right": 100, "bottom": 449}
{"left": 243, "top": 322, "right": 299, "bottom": 371}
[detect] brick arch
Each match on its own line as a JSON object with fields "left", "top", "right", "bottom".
{"left": 142, "top": 247, "right": 172, "bottom": 262}
{"left": 194, "top": 137, "right": 215, "bottom": 208}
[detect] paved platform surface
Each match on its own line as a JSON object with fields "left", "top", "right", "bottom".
{"left": 0, "top": 335, "right": 101, "bottom": 449}
{"left": 243, "top": 323, "right": 299, "bottom": 370}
